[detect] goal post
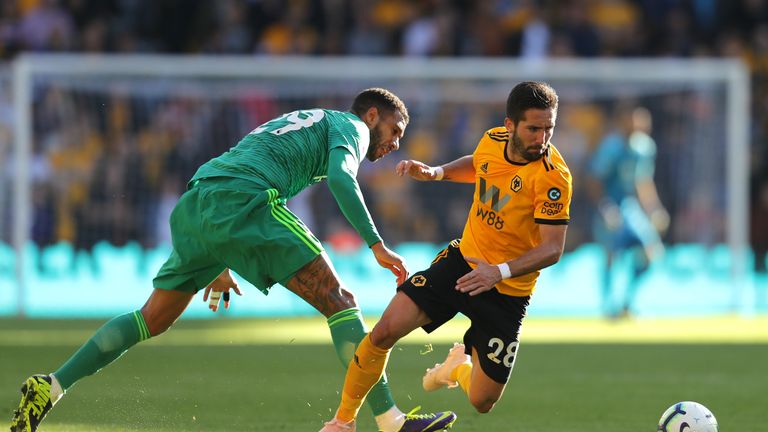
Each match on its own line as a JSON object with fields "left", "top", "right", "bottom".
{"left": 8, "top": 54, "right": 752, "bottom": 317}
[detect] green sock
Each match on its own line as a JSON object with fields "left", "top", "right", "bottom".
{"left": 54, "top": 311, "right": 151, "bottom": 390}
{"left": 327, "top": 308, "right": 396, "bottom": 416}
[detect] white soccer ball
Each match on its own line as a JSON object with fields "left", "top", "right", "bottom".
{"left": 657, "top": 401, "right": 718, "bottom": 432}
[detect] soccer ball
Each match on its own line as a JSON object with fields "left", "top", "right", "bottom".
{"left": 657, "top": 401, "right": 718, "bottom": 432}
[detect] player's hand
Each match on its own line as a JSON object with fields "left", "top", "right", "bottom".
{"left": 395, "top": 159, "right": 439, "bottom": 181}
{"left": 456, "top": 256, "right": 501, "bottom": 296}
{"left": 371, "top": 242, "right": 409, "bottom": 286}
{"left": 203, "top": 269, "right": 242, "bottom": 312}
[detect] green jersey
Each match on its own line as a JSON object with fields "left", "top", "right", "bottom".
{"left": 191, "top": 108, "right": 382, "bottom": 246}
{"left": 192, "top": 109, "right": 369, "bottom": 200}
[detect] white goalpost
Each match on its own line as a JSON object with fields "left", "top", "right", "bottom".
{"left": 8, "top": 54, "right": 751, "bottom": 317}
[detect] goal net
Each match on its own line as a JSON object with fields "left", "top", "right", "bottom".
{"left": 5, "top": 54, "right": 752, "bottom": 317}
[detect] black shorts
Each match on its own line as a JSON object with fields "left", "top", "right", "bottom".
{"left": 398, "top": 240, "right": 530, "bottom": 384}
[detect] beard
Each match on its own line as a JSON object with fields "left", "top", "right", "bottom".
{"left": 512, "top": 131, "right": 545, "bottom": 162}
{"left": 366, "top": 125, "right": 383, "bottom": 162}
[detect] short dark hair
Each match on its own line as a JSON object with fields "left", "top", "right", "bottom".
{"left": 351, "top": 88, "right": 409, "bottom": 125}
{"left": 506, "top": 81, "right": 558, "bottom": 124}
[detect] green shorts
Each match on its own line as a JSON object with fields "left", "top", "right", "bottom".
{"left": 153, "top": 177, "right": 324, "bottom": 294}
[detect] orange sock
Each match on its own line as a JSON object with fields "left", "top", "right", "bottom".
{"left": 336, "top": 334, "right": 391, "bottom": 422}
{"left": 450, "top": 362, "right": 472, "bottom": 395}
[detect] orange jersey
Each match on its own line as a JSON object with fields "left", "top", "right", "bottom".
{"left": 459, "top": 127, "right": 572, "bottom": 297}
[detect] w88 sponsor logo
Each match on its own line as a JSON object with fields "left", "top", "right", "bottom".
{"left": 476, "top": 207, "right": 505, "bottom": 230}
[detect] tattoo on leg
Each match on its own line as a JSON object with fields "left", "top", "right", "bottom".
{"left": 286, "top": 255, "right": 356, "bottom": 317}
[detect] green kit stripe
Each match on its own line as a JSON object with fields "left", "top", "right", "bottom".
{"left": 273, "top": 205, "right": 322, "bottom": 244}
{"left": 327, "top": 307, "right": 362, "bottom": 328}
{"left": 329, "top": 314, "right": 363, "bottom": 327}
{"left": 273, "top": 205, "right": 322, "bottom": 243}
{"left": 133, "top": 311, "right": 150, "bottom": 341}
{"left": 270, "top": 205, "right": 322, "bottom": 254}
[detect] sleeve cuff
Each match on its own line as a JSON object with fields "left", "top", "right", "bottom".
{"left": 365, "top": 234, "right": 383, "bottom": 248}
{"left": 534, "top": 218, "right": 569, "bottom": 225}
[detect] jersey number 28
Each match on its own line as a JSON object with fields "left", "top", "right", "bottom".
{"left": 487, "top": 338, "right": 518, "bottom": 368}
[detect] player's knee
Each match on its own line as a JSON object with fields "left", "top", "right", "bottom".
{"left": 369, "top": 320, "right": 399, "bottom": 349}
{"left": 469, "top": 394, "right": 498, "bottom": 414}
{"left": 471, "top": 400, "right": 497, "bottom": 414}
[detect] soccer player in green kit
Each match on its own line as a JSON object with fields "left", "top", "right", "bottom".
{"left": 10, "top": 88, "right": 456, "bottom": 432}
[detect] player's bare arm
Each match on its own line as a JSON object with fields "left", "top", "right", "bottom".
{"left": 456, "top": 224, "right": 567, "bottom": 296}
{"left": 326, "top": 148, "right": 409, "bottom": 285}
{"left": 396, "top": 155, "right": 475, "bottom": 183}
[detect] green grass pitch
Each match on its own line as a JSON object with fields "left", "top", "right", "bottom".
{"left": 1, "top": 316, "right": 766, "bottom": 431}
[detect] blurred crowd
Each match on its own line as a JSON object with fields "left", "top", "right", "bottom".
{"left": 0, "top": 0, "right": 767, "bottom": 274}
{"left": 0, "top": 0, "right": 765, "bottom": 58}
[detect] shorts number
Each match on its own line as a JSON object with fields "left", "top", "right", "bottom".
{"left": 486, "top": 337, "right": 518, "bottom": 368}
{"left": 251, "top": 109, "right": 325, "bottom": 136}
